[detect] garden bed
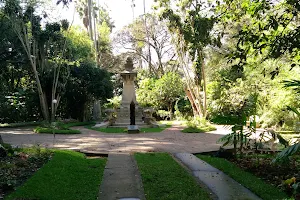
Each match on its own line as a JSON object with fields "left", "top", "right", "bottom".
{"left": 0, "top": 145, "right": 52, "bottom": 199}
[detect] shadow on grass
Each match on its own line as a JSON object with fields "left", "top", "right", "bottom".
{"left": 6, "top": 150, "right": 106, "bottom": 200}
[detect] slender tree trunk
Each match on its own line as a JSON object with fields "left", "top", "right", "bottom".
{"left": 88, "top": 0, "right": 93, "bottom": 41}
{"left": 185, "top": 88, "right": 200, "bottom": 116}
{"left": 31, "top": 58, "right": 49, "bottom": 121}
{"left": 199, "top": 51, "right": 207, "bottom": 118}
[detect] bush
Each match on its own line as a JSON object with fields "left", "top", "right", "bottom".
{"left": 156, "top": 110, "right": 171, "bottom": 120}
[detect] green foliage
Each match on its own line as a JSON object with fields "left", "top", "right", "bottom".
{"left": 0, "top": 146, "right": 52, "bottom": 196}
{"left": 63, "top": 61, "right": 113, "bottom": 120}
{"left": 182, "top": 117, "right": 216, "bottom": 133}
{"left": 33, "top": 127, "right": 81, "bottom": 134}
{"left": 6, "top": 150, "right": 106, "bottom": 200}
{"left": 136, "top": 72, "right": 184, "bottom": 117}
{"left": 0, "top": 121, "right": 41, "bottom": 128}
{"left": 156, "top": 110, "right": 171, "bottom": 120}
{"left": 135, "top": 153, "right": 211, "bottom": 200}
{"left": 273, "top": 143, "right": 300, "bottom": 163}
{"left": 62, "top": 121, "right": 96, "bottom": 129}
{"left": 197, "top": 155, "right": 289, "bottom": 200}
{"left": 136, "top": 78, "right": 157, "bottom": 108}
{"left": 181, "top": 126, "right": 216, "bottom": 133}
{"left": 174, "top": 96, "right": 193, "bottom": 119}
{"left": 0, "top": 0, "right": 113, "bottom": 123}
{"left": 103, "top": 96, "right": 121, "bottom": 109}
{"left": 64, "top": 26, "right": 94, "bottom": 61}
{"left": 153, "top": 72, "right": 185, "bottom": 111}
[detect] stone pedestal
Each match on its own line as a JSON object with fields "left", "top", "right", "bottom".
{"left": 112, "top": 57, "right": 147, "bottom": 128}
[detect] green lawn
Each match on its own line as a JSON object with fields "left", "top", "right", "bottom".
{"left": 62, "top": 121, "right": 96, "bottom": 128}
{"left": 135, "top": 153, "right": 211, "bottom": 200}
{"left": 34, "top": 127, "right": 81, "bottom": 134}
{"left": 86, "top": 124, "right": 171, "bottom": 133}
{"left": 6, "top": 150, "right": 106, "bottom": 200}
{"left": 196, "top": 155, "right": 288, "bottom": 200}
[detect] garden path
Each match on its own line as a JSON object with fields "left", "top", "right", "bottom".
{"left": 0, "top": 125, "right": 229, "bottom": 153}
{"left": 98, "top": 153, "right": 145, "bottom": 200}
{"left": 174, "top": 153, "right": 262, "bottom": 200}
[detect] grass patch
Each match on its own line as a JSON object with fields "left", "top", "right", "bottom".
{"left": 34, "top": 127, "right": 81, "bottom": 134}
{"left": 196, "top": 155, "right": 288, "bottom": 200}
{"left": 6, "top": 150, "right": 106, "bottom": 200}
{"left": 182, "top": 126, "right": 216, "bottom": 133}
{"left": 135, "top": 153, "right": 211, "bottom": 200}
{"left": 62, "top": 121, "right": 96, "bottom": 129}
{"left": 0, "top": 121, "right": 41, "bottom": 128}
{"left": 86, "top": 124, "right": 171, "bottom": 133}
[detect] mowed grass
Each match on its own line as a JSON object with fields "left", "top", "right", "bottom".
{"left": 135, "top": 153, "right": 211, "bottom": 200}
{"left": 6, "top": 150, "right": 106, "bottom": 200}
{"left": 86, "top": 125, "right": 171, "bottom": 133}
{"left": 196, "top": 155, "right": 288, "bottom": 200}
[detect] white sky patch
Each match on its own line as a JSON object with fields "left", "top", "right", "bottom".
{"left": 52, "top": 0, "right": 154, "bottom": 31}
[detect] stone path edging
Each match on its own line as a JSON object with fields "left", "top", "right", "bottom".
{"left": 98, "top": 153, "right": 145, "bottom": 200}
{"left": 174, "top": 153, "right": 262, "bottom": 200}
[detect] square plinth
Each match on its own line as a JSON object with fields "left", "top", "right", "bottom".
{"left": 127, "top": 125, "right": 140, "bottom": 134}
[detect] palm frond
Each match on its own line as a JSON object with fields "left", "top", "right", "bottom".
{"left": 273, "top": 142, "right": 300, "bottom": 163}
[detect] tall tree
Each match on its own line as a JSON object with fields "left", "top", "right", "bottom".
{"left": 113, "top": 14, "right": 176, "bottom": 77}
{"left": 3, "top": 0, "right": 74, "bottom": 121}
{"left": 155, "top": 0, "right": 219, "bottom": 117}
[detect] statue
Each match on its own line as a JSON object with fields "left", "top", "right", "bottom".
{"left": 124, "top": 57, "right": 134, "bottom": 71}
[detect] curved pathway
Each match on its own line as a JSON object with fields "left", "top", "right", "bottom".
{"left": 0, "top": 125, "right": 230, "bottom": 153}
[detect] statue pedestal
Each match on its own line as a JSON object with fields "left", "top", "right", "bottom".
{"left": 127, "top": 125, "right": 140, "bottom": 134}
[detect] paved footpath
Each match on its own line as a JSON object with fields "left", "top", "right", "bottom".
{"left": 0, "top": 125, "right": 230, "bottom": 153}
{"left": 98, "top": 153, "right": 145, "bottom": 200}
{"left": 174, "top": 153, "right": 262, "bottom": 200}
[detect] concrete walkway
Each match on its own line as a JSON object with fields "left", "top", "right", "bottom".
{"left": 99, "top": 153, "right": 145, "bottom": 200}
{"left": 174, "top": 153, "right": 262, "bottom": 200}
{"left": 0, "top": 125, "right": 229, "bottom": 153}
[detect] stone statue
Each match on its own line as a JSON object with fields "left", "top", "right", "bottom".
{"left": 124, "top": 57, "right": 134, "bottom": 71}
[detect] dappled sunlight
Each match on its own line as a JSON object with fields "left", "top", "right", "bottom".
{"left": 2, "top": 126, "right": 225, "bottom": 153}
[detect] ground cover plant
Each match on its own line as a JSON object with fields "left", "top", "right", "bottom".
{"left": 0, "top": 145, "right": 52, "bottom": 199}
{"left": 135, "top": 153, "right": 211, "bottom": 200}
{"left": 6, "top": 150, "right": 106, "bottom": 200}
{"left": 196, "top": 154, "right": 291, "bottom": 200}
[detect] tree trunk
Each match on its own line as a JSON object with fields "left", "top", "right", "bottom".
{"left": 185, "top": 88, "right": 200, "bottom": 116}
{"left": 87, "top": 0, "right": 93, "bottom": 41}
{"left": 199, "top": 51, "right": 207, "bottom": 118}
{"left": 32, "top": 60, "right": 49, "bottom": 121}
{"left": 0, "top": 135, "right": 3, "bottom": 144}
